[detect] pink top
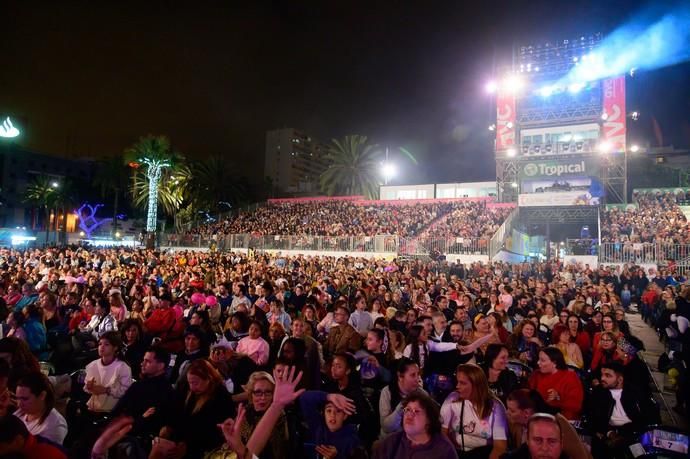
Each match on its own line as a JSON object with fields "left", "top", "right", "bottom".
{"left": 236, "top": 336, "right": 270, "bottom": 366}
{"left": 110, "top": 305, "right": 127, "bottom": 323}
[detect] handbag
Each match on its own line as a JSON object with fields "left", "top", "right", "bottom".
{"left": 457, "top": 400, "right": 494, "bottom": 459}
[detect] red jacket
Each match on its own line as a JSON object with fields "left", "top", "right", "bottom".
{"left": 21, "top": 434, "right": 68, "bottom": 459}
{"left": 529, "top": 369, "right": 584, "bottom": 420}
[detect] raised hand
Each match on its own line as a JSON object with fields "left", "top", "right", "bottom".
{"left": 91, "top": 416, "right": 134, "bottom": 456}
{"left": 218, "top": 403, "right": 247, "bottom": 453}
{"left": 325, "top": 393, "right": 356, "bottom": 416}
{"left": 272, "top": 365, "right": 305, "bottom": 408}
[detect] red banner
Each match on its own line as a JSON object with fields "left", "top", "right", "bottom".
{"left": 602, "top": 76, "right": 626, "bottom": 152}
{"left": 496, "top": 90, "right": 516, "bottom": 151}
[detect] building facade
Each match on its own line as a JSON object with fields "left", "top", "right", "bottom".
{"left": 264, "top": 128, "right": 329, "bottom": 194}
{"left": 0, "top": 143, "right": 95, "bottom": 228}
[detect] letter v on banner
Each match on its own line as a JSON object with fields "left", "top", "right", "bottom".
{"left": 602, "top": 76, "right": 626, "bottom": 152}
{"left": 496, "top": 89, "right": 516, "bottom": 151}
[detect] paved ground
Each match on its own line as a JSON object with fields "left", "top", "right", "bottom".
{"left": 628, "top": 310, "right": 689, "bottom": 431}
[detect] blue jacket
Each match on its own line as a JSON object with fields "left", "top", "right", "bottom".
{"left": 299, "top": 391, "right": 362, "bottom": 459}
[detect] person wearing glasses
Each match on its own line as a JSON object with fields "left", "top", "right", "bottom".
{"left": 441, "top": 364, "right": 508, "bottom": 459}
{"left": 323, "top": 302, "right": 362, "bottom": 360}
{"left": 239, "top": 371, "right": 290, "bottom": 459}
{"left": 373, "top": 390, "right": 458, "bottom": 459}
{"left": 592, "top": 314, "right": 622, "bottom": 350}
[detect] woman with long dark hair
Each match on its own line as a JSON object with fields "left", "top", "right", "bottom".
{"left": 481, "top": 344, "right": 519, "bottom": 403}
{"left": 14, "top": 371, "right": 68, "bottom": 444}
{"left": 178, "top": 359, "right": 236, "bottom": 458}
{"left": 378, "top": 358, "right": 424, "bottom": 437}
{"left": 120, "top": 319, "right": 147, "bottom": 379}
{"left": 528, "top": 347, "right": 584, "bottom": 420}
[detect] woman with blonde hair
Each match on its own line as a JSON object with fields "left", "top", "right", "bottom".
{"left": 239, "top": 371, "right": 289, "bottom": 459}
{"left": 441, "top": 364, "right": 508, "bottom": 459}
{"left": 180, "top": 359, "right": 235, "bottom": 458}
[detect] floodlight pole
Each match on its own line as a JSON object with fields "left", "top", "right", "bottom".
{"left": 141, "top": 158, "right": 170, "bottom": 233}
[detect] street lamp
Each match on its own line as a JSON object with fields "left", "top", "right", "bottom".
{"left": 51, "top": 181, "right": 59, "bottom": 188}
{"left": 381, "top": 162, "right": 396, "bottom": 185}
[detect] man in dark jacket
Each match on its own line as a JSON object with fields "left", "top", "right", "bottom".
{"left": 112, "top": 347, "right": 177, "bottom": 439}
{"left": 587, "top": 361, "right": 660, "bottom": 458}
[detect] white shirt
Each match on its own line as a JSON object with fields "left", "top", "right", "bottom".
{"left": 609, "top": 389, "right": 632, "bottom": 426}
{"left": 440, "top": 393, "right": 508, "bottom": 451}
{"left": 84, "top": 358, "right": 132, "bottom": 412}
{"left": 14, "top": 408, "right": 68, "bottom": 444}
{"left": 403, "top": 341, "right": 457, "bottom": 370}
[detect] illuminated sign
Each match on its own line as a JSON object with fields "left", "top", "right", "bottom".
{"left": 0, "top": 117, "right": 20, "bottom": 138}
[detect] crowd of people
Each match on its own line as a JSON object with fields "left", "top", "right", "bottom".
{"left": 186, "top": 200, "right": 509, "bottom": 240}
{"left": 0, "top": 246, "right": 687, "bottom": 459}
{"left": 601, "top": 191, "right": 690, "bottom": 245}
{"left": 420, "top": 204, "right": 512, "bottom": 240}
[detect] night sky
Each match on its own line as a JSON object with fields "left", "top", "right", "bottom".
{"left": 2, "top": 0, "right": 689, "bottom": 185}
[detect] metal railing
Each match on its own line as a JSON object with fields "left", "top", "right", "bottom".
{"left": 489, "top": 208, "right": 519, "bottom": 258}
{"left": 160, "top": 233, "right": 489, "bottom": 255}
{"left": 599, "top": 242, "right": 690, "bottom": 264}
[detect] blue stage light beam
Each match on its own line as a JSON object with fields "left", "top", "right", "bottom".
{"left": 557, "top": 3, "right": 690, "bottom": 86}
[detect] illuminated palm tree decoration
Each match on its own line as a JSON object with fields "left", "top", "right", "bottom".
{"left": 125, "top": 135, "right": 180, "bottom": 233}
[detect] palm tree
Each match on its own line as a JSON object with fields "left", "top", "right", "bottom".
{"left": 320, "top": 135, "right": 381, "bottom": 199}
{"left": 187, "top": 155, "right": 247, "bottom": 215}
{"left": 124, "top": 135, "right": 183, "bottom": 232}
{"left": 129, "top": 163, "right": 188, "bottom": 219}
{"left": 23, "top": 175, "right": 58, "bottom": 245}
{"left": 94, "top": 157, "right": 130, "bottom": 237}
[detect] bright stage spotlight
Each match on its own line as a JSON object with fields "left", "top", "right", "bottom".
{"left": 598, "top": 141, "right": 612, "bottom": 154}
{"left": 506, "top": 121, "right": 514, "bottom": 129}
{"left": 488, "top": 124, "right": 496, "bottom": 131}
{"left": 485, "top": 81, "right": 497, "bottom": 93}
{"left": 503, "top": 74, "right": 524, "bottom": 93}
{"left": 601, "top": 112, "right": 608, "bottom": 121}
{"left": 630, "top": 144, "right": 640, "bottom": 153}
{"left": 506, "top": 148, "right": 517, "bottom": 157}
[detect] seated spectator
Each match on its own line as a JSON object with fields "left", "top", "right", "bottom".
{"left": 373, "top": 390, "right": 458, "bottom": 458}
{"left": 528, "top": 347, "right": 584, "bottom": 420}
{"left": 0, "top": 415, "right": 67, "bottom": 459}
{"left": 120, "top": 319, "right": 147, "bottom": 380}
{"left": 324, "top": 302, "right": 362, "bottom": 359}
{"left": 111, "top": 347, "right": 176, "bottom": 440}
{"left": 587, "top": 361, "right": 660, "bottom": 458}
{"left": 84, "top": 331, "right": 133, "bottom": 415}
{"left": 72, "top": 298, "right": 117, "bottom": 352}
{"left": 554, "top": 328, "right": 584, "bottom": 369}
{"left": 236, "top": 321, "right": 270, "bottom": 367}
{"left": 239, "top": 371, "right": 289, "bottom": 459}
{"left": 482, "top": 344, "right": 520, "bottom": 403}
{"left": 14, "top": 371, "right": 68, "bottom": 444}
{"left": 507, "top": 321, "right": 541, "bottom": 368}
{"left": 175, "top": 359, "right": 235, "bottom": 458}
{"left": 506, "top": 389, "right": 591, "bottom": 459}
{"left": 503, "top": 413, "right": 570, "bottom": 459}
{"left": 171, "top": 325, "right": 210, "bottom": 387}
{"left": 379, "top": 358, "right": 424, "bottom": 438}
{"left": 299, "top": 390, "right": 365, "bottom": 459}
{"left": 348, "top": 295, "right": 374, "bottom": 337}
{"left": 441, "top": 363, "right": 508, "bottom": 458}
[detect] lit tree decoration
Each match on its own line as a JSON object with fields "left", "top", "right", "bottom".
{"left": 125, "top": 135, "right": 178, "bottom": 234}
{"left": 139, "top": 157, "right": 171, "bottom": 232}
{"left": 76, "top": 203, "right": 112, "bottom": 238}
